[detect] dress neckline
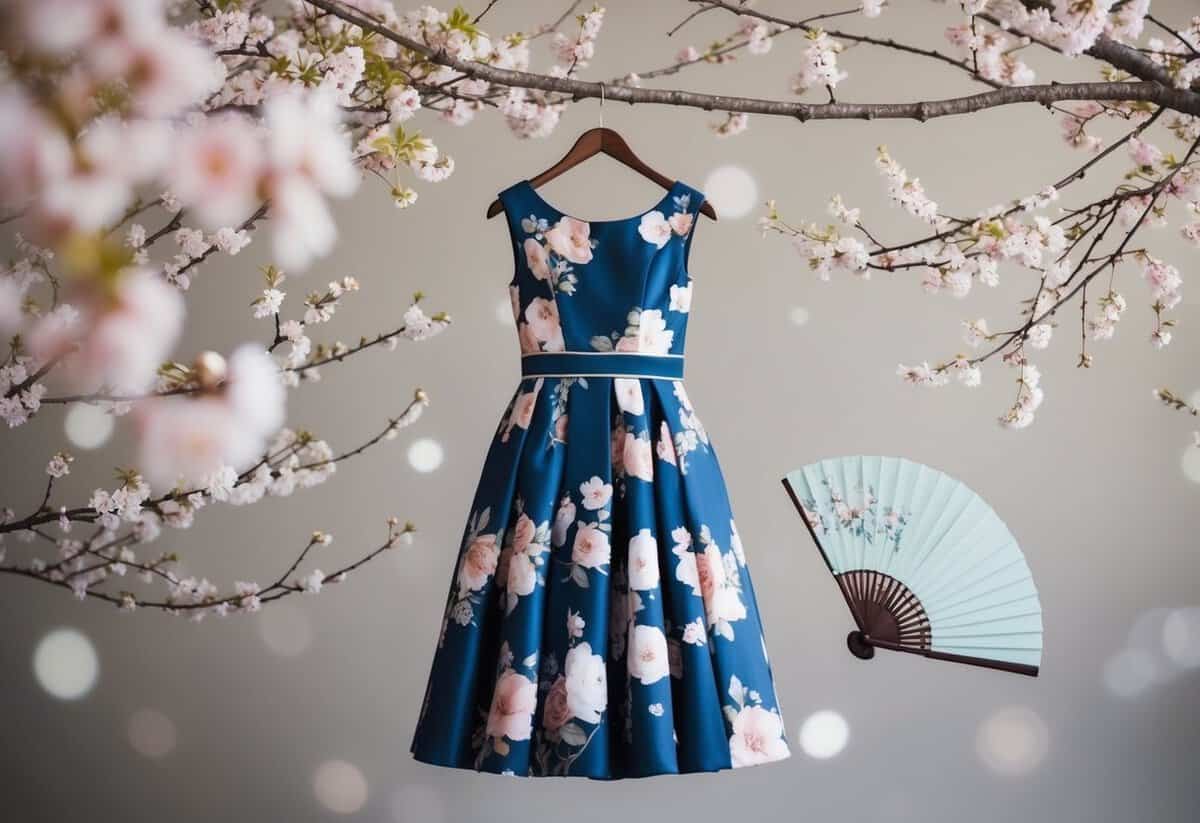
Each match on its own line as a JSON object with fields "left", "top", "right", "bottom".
{"left": 519, "top": 179, "right": 683, "bottom": 227}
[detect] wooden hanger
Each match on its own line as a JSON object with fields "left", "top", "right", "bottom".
{"left": 486, "top": 126, "right": 718, "bottom": 220}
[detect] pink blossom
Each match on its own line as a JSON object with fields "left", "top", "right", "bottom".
{"left": 729, "top": 706, "right": 790, "bottom": 767}
{"left": 171, "top": 115, "right": 264, "bottom": 229}
{"left": 622, "top": 433, "right": 654, "bottom": 482}
{"left": 544, "top": 217, "right": 593, "bottom": 264}
{"left": 486, "top": 670, "right": 538, "bottom": 741}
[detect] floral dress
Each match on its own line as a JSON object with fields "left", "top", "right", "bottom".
{"left": 410, "top": 180, "right": 790, "bottom": 778}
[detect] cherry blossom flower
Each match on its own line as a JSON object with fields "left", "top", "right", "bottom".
{"left": 791, "top": 30, "right": 847, "bottom": 94}
{"left": 171, "top": 115, "right": 264, "bottom": 229}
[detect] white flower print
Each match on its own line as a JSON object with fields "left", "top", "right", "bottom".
{"left": 544, "top": 216, "right": 594, "bottom": 264}
{"left": 697, "top": 530, "right": 747, "bottom": 637}
{"left": 627, "top": 624, "right": 671, "bottom": 684}
{"left": 729, "top": 520, "right": 746, "bottom": 566}
{"left": 552, "top": 496, "right": 576, "bottom": 546}
{"left": 671, "top": 527, "right": 700, "bottom": 595}
{"left": 656, "top": 421, "right": 677, "bottom": 465}
{"left": 627, "top": 528, "right": 660, "bottom": 591}
{"left": 578, "top": 476, "right": 612, "bottom": 511}
{"left": 564, "top": 642, "right": 607, "bottom": 724}
{"left": 729, "top": 705, "right": 790, "bottom": 767}
{"left": 668, "top": 282, "right": 692, "bottom": 313}
{"left": 638, "top": 210, "right": 672, "bottom": 248}
{"left": 681, "top": 617, "right": 707, "bottom": 646}
{"left": 648, "top": 703, "right": 665, "bottom": 717}
{"left": 524, "top": 238, "right": 551, "bottom": 280}
{"left": 635, "top": 309, "right": 673, "bottom": 354}
{"left": 572, "top": 523, "right": 611, "bottom": 569}
{"left": 613, "top": 377, "right": 644, "bottom": 415}
{"left": 567, "top": 609, "right": 586, "bottom": 638}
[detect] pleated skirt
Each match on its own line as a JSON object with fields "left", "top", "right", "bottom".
{"left": 411, "top": 375, "right": 790, "bottom": 778}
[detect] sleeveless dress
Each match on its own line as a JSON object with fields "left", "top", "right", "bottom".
{"left": 410, "top": 180, "right": 790, "bottom": 778}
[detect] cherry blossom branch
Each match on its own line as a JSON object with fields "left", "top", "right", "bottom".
{"left": 0, "top": 517, "right": 415, "bottom": 614}
{"left": 0, "top": 389, "right": 430, "bottom": 536}
{"left": 302, "top": 0, "right": 1200, "bottom": 118}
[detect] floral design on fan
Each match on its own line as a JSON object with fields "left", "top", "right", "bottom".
{"left": 725, "top": 675, "right": 790, "bottom": 768}
{"left": 496, "top": 501, "right": 551, "bottom": 615}
{"left": 531, "top": 629, "right": 607, "bottom": 775}
{"left": 475, "top": 640, "right": 540, "bottom": 767}
{"left": 638, "top": 191, "right": 695, "bottom": 249}
{"left": 442, "top": 506, "right": 500, "bottom": 634}
{"left": 799, "top": 479, "right": 911, "bottom": 550}
{"left": 589, "top": 307, "right": 675, "bottom": 354}
{"left": 520, "top": 212, "right": 596, "bottom": 296}
{"left": 562, "top": 476, "right": 613, "bottom": 588}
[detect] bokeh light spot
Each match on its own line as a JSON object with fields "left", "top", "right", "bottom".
{"left": 257, "top": 601, "right": 313, "bottom": 657}
{"left": 1103, "top": 647, "right": 1161, "bottom": 698}
{"left": 797, "top": 709, "right": 849, "bottom": 759}
{"left": 407, "top": 438, "right": 444, "bottom": 473}
{"left": 1163, "top": 607, "right": 1200, "bottom": 669}
{"left": 33, "top": 627, "right": 99, "bottom": 700}
{"left": 976, "top": 706, "right": 1049, "bottom": 777}
{"left": 64, "top": 403, "right": 114, "bottom": 450}
{"left": 313, "top": 760, "right": 368, "bottom": 815}
{"left": 702, "top": 165, "right": 758, "bottom": 220}
{"left": 128, "top": 709, "right": 177, "bottom": 759}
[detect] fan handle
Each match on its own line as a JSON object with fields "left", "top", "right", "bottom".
{"left": 847, "top": 631, "right": 875, "bottom": 660}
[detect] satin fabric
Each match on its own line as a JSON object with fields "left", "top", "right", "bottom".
{"left": 411, "top": 180, "right": 789, "bottom": 778}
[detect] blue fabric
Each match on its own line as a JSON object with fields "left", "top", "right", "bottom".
{"left": 411, "top": 180, "right": 790, "bottom": 778}
{"left": 521, "top": 352, "right": 684, "bottom": 380}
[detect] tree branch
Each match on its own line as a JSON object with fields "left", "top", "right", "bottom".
{"left": 302, "top": 0, "right": 1200, "bottom": 118}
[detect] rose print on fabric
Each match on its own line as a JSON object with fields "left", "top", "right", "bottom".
{"left": 627, "top": 529, "right": 660, "bottom": 591}
{"left": 725, "top": 675, "right": 790, "bottom": 768}
{"left": 668, "top": 281, "right": 693, "bottom": 313}
{"left": 519, "top": 212, "right": 596, "bottom": 296}
{"left": 627, "top": 624, "right": 671, "bottom": 684}
{"left": 638, "top": 191, "right": 695, "bottom": 248}
{"left": 501, "top": 378, "right": 543, "bottom": 443}
{"left": 563, "top": 477, "right": 613, "bottom": 588}
{"left": 442, "top": 506, "right": 499, "bottom": 633}
{"left": 532, "top": 638, "right": 607, "bottom": 775}
{"left": 474, "top": 641, "right": 541, "bottom": 765}
{"left": 496, "top": 505, "right": 552, "bottom": 615}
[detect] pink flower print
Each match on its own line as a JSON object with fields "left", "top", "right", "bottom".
{"left": 501, "top": 378, "right": 542, "bottom": 442}
{"left": 636, "top": 309, "right": 673, "bottom": 354}
{"left": 512, "top": 513, "right": 536, "bottom": 554}
{"left": 668, "top": 211, "right": 693, "bottom": 236}
{"left": 729, "top": 705, "right": 790, "bottom": 767}
{"left": 518, "top": 322, "right": 540, "bottom": 354}
{"left": 524, "top": 238, "right": 551, "bottom": 280}
{"left": 545, "top": 216, "right": 593, "bottom": 264}
{"left": 638, "top": 210, "right": 671, "bottom": 248}
{"left": 457, "top": 533, "right": 499, "bottom": 596}
{"left": 572, "top": 523, "right": 611, "bottom": 569}
{"left": 486, "top": 669, "right": 538, "bottom": 742}
{"left": 524, "top": 297, "right": 564, "bottom": 351}
{"left": 623, "top": 432, "right": 654, "bottom": 482}
{"left": 579, "top": 475, "right": 613, "bottom": 511}
{"left": 542, "top": 675, "right": 571, "bottom": 736}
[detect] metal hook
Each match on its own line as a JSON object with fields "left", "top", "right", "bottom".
{"left": 598, "top": 82, "right": 605, "bottom": 129}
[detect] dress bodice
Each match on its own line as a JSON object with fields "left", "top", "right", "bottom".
{"left": 497, "top": 180, "right": 704, "bottom": 359}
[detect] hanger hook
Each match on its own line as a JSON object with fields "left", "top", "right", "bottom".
{"left": 598, "top": 82, "right": 605, "bottom": 130}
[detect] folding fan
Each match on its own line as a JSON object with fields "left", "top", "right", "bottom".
{"left": 782, "top": 456, "right": 1042, "bottom": 677}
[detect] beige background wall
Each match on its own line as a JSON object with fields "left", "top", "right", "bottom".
{"left": 3, "top": 2, "right": 1198, "bottom": 821}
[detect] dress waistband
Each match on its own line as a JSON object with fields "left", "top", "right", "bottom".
{"left": 521, "top": 352, "right": 684, "bottom": 380}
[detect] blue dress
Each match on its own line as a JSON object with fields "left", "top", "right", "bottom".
{"left": 411, "top": 180, "right": 790, "bottom": 778}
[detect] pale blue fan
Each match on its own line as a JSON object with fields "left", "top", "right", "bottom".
{"left": 782, "top": 456, "right": 1042, "bottom": 676}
